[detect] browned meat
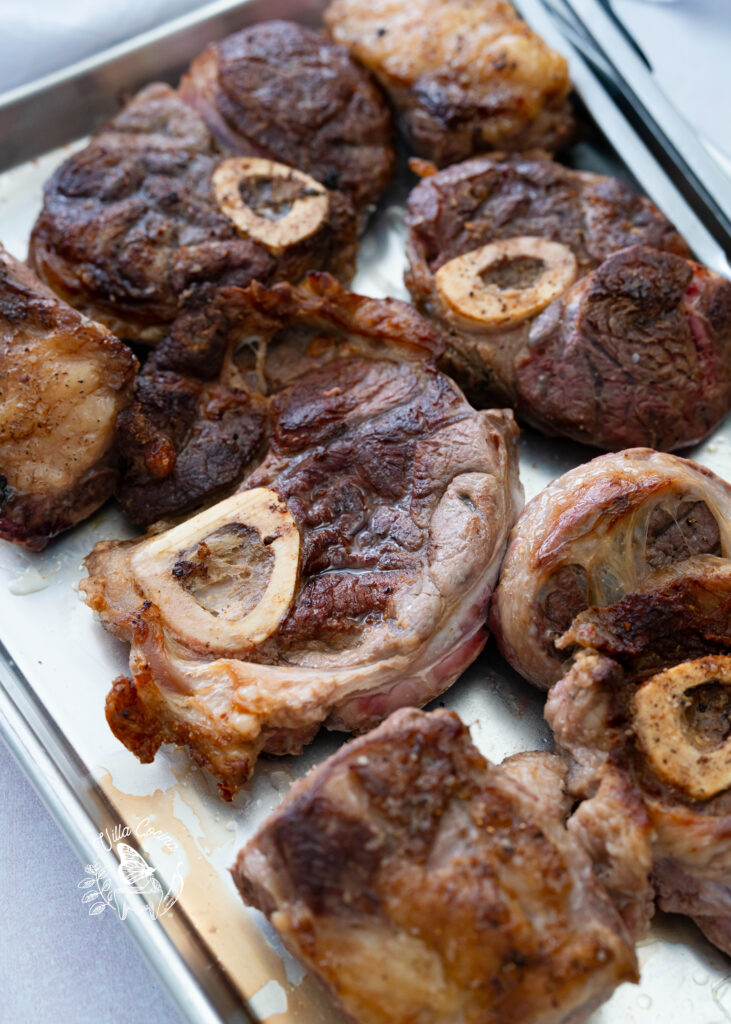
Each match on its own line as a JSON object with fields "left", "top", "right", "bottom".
{"left": 180, "top": 21, "right": 395, "bottom": 210}
{"left": 490, "top": 448, "right": 731, "bottom": 689}
{"left": 558, "top": 557, "right": 731, "bottom": 679}
{"left": 29, "top": 84, "right": 358, "bottom": 343}
{"left": 233, "top": 707, "right": 638, "bottom": 1024}
{"left": 81, "top": 322, "right": 522, "bottom": 796}
{"left": 404, "top": 154, "right": 726, "bottom": 450}
{"left": 547, "top": 649, "right": 731, "bottom": 958}
{"left": 325, "top": 0, "right": 573, "bottom": 165}
{"left": 116, "top": 273, "right": 447, "bottom": 525}
{"left": 0, "top": 245, "right": 136, "bottom": 550}
{"left": 517, "top": 247, "right": 731, "bottom": 450}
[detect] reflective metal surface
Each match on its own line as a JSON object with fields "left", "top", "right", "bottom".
{"left": 0, "top": 2, "right": 729, "bottom": 1022}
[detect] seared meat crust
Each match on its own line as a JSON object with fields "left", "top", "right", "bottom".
{"left": 180, "top": 20, "right": 395, "bottom": 210}
{"left": 547, "top": 650, "right": 731, "bottom": 958}
{"left": 518, "top": 247, "right": 731, "bottom": 450}
{"left": 325, "top": 0, "right": 573, "bottom": 165}
{"left": 234, "top": 707, "right": 638, "bottom": 1024}
{"left": 83, "top": 285, "right": 522, "bottom": 795}
{"left": 116, "top": 273, "right": 447, "bottom": 525}
{"left": 491, "top": 448, "right": 731, "bottom": 689}
{"left": 29, "top": 84, "right": 358, "bottom": 343}
{"left": 404, "top": 154, "right": 728, "bottom": 450}
{"left": 0, "top": 245, "right": 136, "bottom": 550}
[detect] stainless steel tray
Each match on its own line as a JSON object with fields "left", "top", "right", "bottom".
{"left": 0, "top": 3, "right": 729, "bottom": 1023}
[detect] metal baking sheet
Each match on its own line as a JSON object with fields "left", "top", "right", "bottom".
{"left": 0, "top": 2, "right": 730, "bottom": 1023}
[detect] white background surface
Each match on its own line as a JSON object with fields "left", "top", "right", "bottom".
{"left": 0, "top": 2, "right": 729, "bottom": 1023}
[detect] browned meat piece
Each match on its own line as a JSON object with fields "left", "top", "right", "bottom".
{"left": 547, "top": 649, "right": 731, "bottom": 958}
{"left": 233, "top": 707, "right": 638, "bottom": 1024}
{"left": 517, "top": 247, "right": 731, "bottom": 450}
{"left": 0, "top": 245, "right": 136, "bottom": 550}
{"left": 405, "top": 154, "right": 726, "bottom": 450}
{"left": 116, "top": 273, "right": 447, "bottom": 525}
{"left": 325, "top": 0, "right": 573, "bottom": 165}
{"left": 180, "top": 21, "right": 395, "bottom": 210}
{"left": 115, "top": 284, "right": 269, "bottom": 526}
{"left": 558, "top": 556, "right": 731, "bottom": 679}
{"left": 490, "top": 449, "right": 731, "bottom": 689}
{"left": 81, "top": 309, "right": 522, "bottom": 796}
{"left": 29, "top": 84, "right": 358, "bottom": 343}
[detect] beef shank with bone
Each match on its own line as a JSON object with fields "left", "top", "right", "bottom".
{"left": 406, "top": 155, "right": 731, "bottom": 450}
{"left": 116, "top": 273, "right": 446, "bottom": 526}
{"left": 324, "top": 0, "right": 573, "bottom": 166}
{"left": 82, "top": 305, "right": 521, "bottom": 796}
{"left": 180, "top": 20, "right": 395, "bottom": 211}
{"left": 0, "top": 245, "right": 136, "bottom": 550}
{"left": 491, "top": 448, "right": 731, "bottom": 690}
{"left": 234, "top": 707, "right": 638, "bottom": 1024}
{"left": 547, "top": 649, "right": 731, "bottom": 957}
{"left": 29, "top": 84, "right": 357, "bottom": 343}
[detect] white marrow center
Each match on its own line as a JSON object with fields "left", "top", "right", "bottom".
{"left": 633, "top": 655, "right": 731, "bottom": 801}
{"left": 131, "top": 488, "right": 300, "bottom": 655}
{"left": 435, "top": 236, "right": 577, "bottom": 330}
{"left": 212, "top": 157, "right": 329, "bottom": 254}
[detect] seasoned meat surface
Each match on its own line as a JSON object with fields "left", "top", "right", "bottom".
{"left": 116, "top": 273, "right": 447, "bottom": 525}
{"left": 404, "top": 154, "right": 727, "bottom": 450}
{"left": 82, "top": 307, "right": 522, "bottom": 795}
{"left": 29, "top": 84, "right": 358, "bottom": 343}
{"left": 490, "top": 449, "right": 731, "bottom": 689}
{"left": 547, "top": 650, "right": 731, "bottom": 958}
{"left": 517, "top": 247, "right": 731, "bottom": 450}
{"left": 234, "top": 707, "right": 638, "bottom": 1024}
{"left": 180, "top": 20, "right": 395, "bottom": 210}
{"left": 0, "top": 245, "right": 136, "bottom": 550}
{"left": 325, "top": 0, "right": 573, "bottom": 165}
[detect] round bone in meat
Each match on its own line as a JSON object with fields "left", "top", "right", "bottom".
{"left": 633, "top": 655, "right": 731, "bottom": 801}
{"left": 212, "top": 158, "right": 329, "bottom": 254}
{"left": 82, "top": 293, "right": 522, "bottom": 797}
{"left": 131, "top": 488, "right": 300, "bottom": 656}
{"left": 435, "top": 236, "right": 578, "bottom": 330}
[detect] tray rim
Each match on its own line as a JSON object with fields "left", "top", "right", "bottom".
{"left": 1, "top": 2, "right": 729, "bottom": 1022}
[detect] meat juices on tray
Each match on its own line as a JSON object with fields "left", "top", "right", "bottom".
{"left": 324, "top": 0, "right": 573, "bottom": 165}
{"left": 491, "top": 448, "right": 731, "bottom": 690}
{"left": 180, "top": 20, "right": 395, "bottom": 212}
{"left": 82, "top": 284, "right": 522, "bottom": 796}
{"left": 115, "top": 273, "right": 447, "bottom": 525}
{"left": 406, "top": 154, "right": 731, "bottom": 450}
{"left": 234, "top": 708, "right": 638, "bottom": 1024}
{"left": 0, "top": 245, "right": 136, "bottom": 550}
{"left": 29, "top": 84, "right": 358, "bottom": 343}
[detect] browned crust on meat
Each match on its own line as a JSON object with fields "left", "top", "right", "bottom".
{"left": 0, "top": 244, "right": 136, "bottom": 549}
{"left": 28, "top": 84, "right": 358, "bottom": 342}
{"left": 234, "top": 707, "right": 638, "bottom": 1023}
